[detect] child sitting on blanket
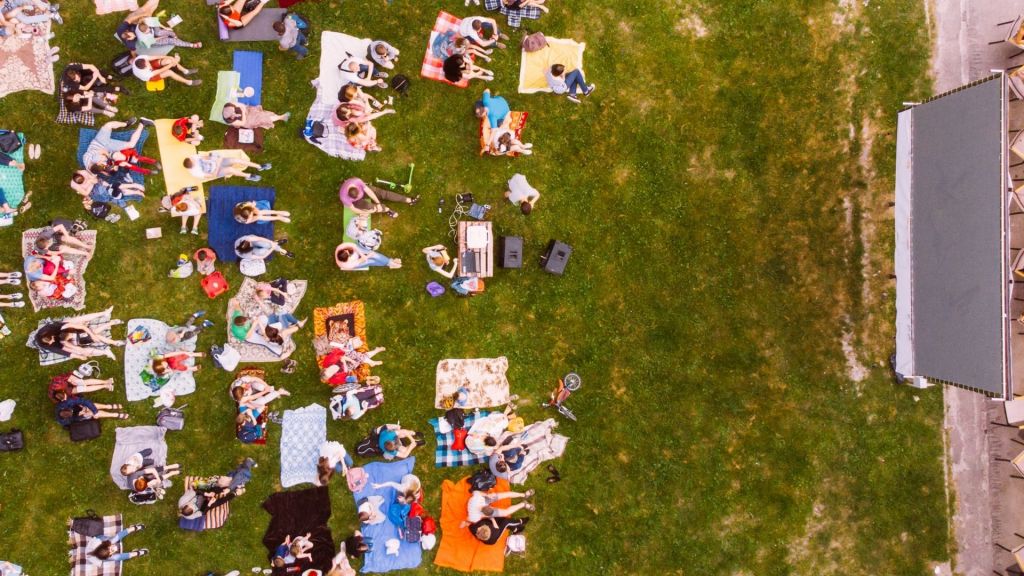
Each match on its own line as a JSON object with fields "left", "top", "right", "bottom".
{"left": 171, "top": 115, "right": 204, "bottom": 146}
{"left": 161, "top": 187, "right": 203, "bottom": 235}
{"left": 491, "top": 128, "right": 533, "bottom": 156}
{"left": 120, "top": 448, "right": 155, "bottom": 476}
{"left": 273, "top": 534, "right": 314, "bottom": 567}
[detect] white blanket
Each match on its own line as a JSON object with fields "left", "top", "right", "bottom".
{"left": 319, "top": 31, "right": 372, "bottom": 107}
{"left": 280, "top": 403, "right": 327, "bottom": 488}
{"left": 123, "top": 319, "right": 197, "bottom": 402}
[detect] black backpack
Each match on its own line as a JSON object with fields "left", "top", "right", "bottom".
{"left": 68, "top": 419, "right": 101, "bottom": 442}
{"left": 469, "top": 467, "right": 497, "bottom": 492}
{"left": 391, "top": 74, "right": 410, "bottom": 96}
{"left": 0, "top": 429, "right": 23, "bottom": 452}
{"left": 110, "top": 51, "right": 133, "bottom": 77}
{"left": 88, "top": 201, "right": 111, "bottom": 220}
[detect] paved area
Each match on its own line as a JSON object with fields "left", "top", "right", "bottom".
{"left": 933, "top": 0, "right": 1024, "bottom": 574}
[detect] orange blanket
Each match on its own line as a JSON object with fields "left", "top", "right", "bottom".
{"left": 434, "top": 477, "right": 512, "bottom": 573}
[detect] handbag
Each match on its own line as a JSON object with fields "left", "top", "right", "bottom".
{"left": 0, "top": 130, "right": 22, "bottom": 154}
{"left": 239, "top": 257, "right": 267, "bottom": 277}
{"left": 68, "top": 419, "right": 101, "bottom": 442}
{"left": 73, "top": 360, "right": 101, "bottom": 379}
{"left": 156, "top": 404, "right": 187, "bottom": 430}
{"left": 505, "top": 534, "right": 526, "bottom": 555}
{"left": 0, "top": 428, "right": 23, "bottom": 452}
{"left": 521, "top": 32, "right": 547, "bottom": 52}
{"left": 211, "top": 343, "right": 241, "bottom": 371}
{"left": 70, "top": 509, "right": 103, "bottom": 536}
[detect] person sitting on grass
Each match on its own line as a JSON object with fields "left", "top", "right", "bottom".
{"left": 55, "top": 397, "right": 128, "bottom": 426}
{"left": 316, "top": 440, "right": 353, "bottom": 486}
{"left": 233, "top": 200, "right": 291, "bottom": 224}
{"left": 235, "top": 234, "right": 294, "bottom": 260}
{"left": 459, "top": 488, "right": 534, "bottom": 528}
{"left": 545, "top": 63, "right": 595, "bottom": 104}
{"left": 184, "top": 153, "right": 270, "bottom": 182}
{"left": 377, "top": 423, "right": 420, "bottom": 461}
{"left": 218, "top": 0, "right": 271, "bottom": 30}
{"left": 422, "top": 244, "right": 458, "bottom": 278}
{"left": 273, "top": 12, "right": 308, "bottom": 59}
{"left": 171, "top": 115, "right": 204, "bottom": 145}
{"left": 223, "top": 103, "right": 290, "bottom": 131}
{"left": 48, "top": 371, "right": 114, "bottom": 403}
{"left": 131, "top": 54, "right": 201, "bottom": 87}
{"left": 335, "top": 242, "right": 401, "bottom": 271}
{"left": 84, "top": 524, "right": 147, "bottom": 566}
{"left": 342, "top": 177, "right": 418, "bottom": 218}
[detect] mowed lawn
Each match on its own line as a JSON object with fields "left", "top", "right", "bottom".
{"left": 0, "top": 0, "right": 946, "bottom": 574}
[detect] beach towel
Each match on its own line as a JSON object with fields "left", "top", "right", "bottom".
{"left": 434, "top": 477, "right": 512, "bottom": 573}
{"left": 123, "top": 318, "right": 197, "bottom": 402}
{"left": 233, "top": 50, "right": 263, "bottom": 106}
{"left": 0, "top": 131, "right": 26, "bottom": 227}
{"left": 280, "top": 403, "right": 327, "bottom": 488}
{"left": 434, "top": 357, "right": 511, "bottom": 409}
{"left": 223, "top": 8, "right": 287, "bottom": 42}
{"left": 303, "top": 79, "right": 366, "bottom": 161}
{"left": 480, "top": 111, "right": 528, "bottom": 156}
{"left": 68, "top": 513, "right": 122, "bottom": 576}
{"left": 430, "top": 410, "right": 492, "bottom": 468}
{"left": 56, "top": 65, "right": 96, "bottom": 126}
{"left": 178, "top": 475, "right": 230, "bottom": 531}
{"left": 77, "top": 128, "right": 149, "bottom": 185}
{"left": 262, "top": 486, "right": 334, "bottom": 573}
{"left": 328, "top": 385, "right": 384, "bottom": 420}
{"left": 352, "top": 459, "right": 422, "bottom": 573}
{"left": 108, "top": 426, "right": 167, "bottom": 489}
{"left": 94, "top": 0, "right": 138, "bottom": 15}
{"left": 21, "top": 228, "right": 97, "bottom": 312}
{"left": 312, "top": 301, "right": 370, "bottom": 381}
{"left": 227, "top": 278, "right": 308, "bottom": 362}
{"left": 211, "top": 71, "right": 242, "bottom": 124}
{"left": 518, "top": 38, "right": 586, "bottom": 94}
{"left": 234, "top": 366, "right": 270, "bottom": 444}
{"left": 421, "top": 12, "right": 470, "bottom": 88}
{"left": 483, "top": 0, "right": 541, "bottom": 28}
{"left": 207, "top": 185, "right": 275, "bottom": 262}
{"left": 0, "top": 23, "right": 54, "bottom": 98}
{"left": 26, "top": 308, "right": 112, "bottom": 365}
{"left": 491, "top": 418, "right": 568, "bottom": 484}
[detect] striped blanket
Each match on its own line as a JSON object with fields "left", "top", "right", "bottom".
{"left": 484, "top": 0, "right": 542, "bottom": 28}
{"left": 178, "top": 476, "right": 231, "bottom": 531}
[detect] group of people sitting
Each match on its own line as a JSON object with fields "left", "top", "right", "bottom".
{"left": 333, "top": 43, "right": 400, "bottom": 153}
{"left": 177, "top": 457, "right": 257, "bottom": 520}
{"left": 475, "top": 89, "right": 533, "bottom": 156}
{"left": 335, "top": 177, "right": 421, "bottom": 271}
{"left": 60, "top": 63, "right": 128, "bottom": 118}
{"left": 118, "top": 0, "right": 204, "bottom": 87}
{"left": 23, "top": 220, "right": 92, "bottom": 301}
{"left": 0, "top": 0, "right": 61, "bottom": 39}
{"left": 119, "top": 448, "right": 181, "bottom": 504}
{"left": 227, "top": 290, "right": 304, "bottom": 353}
{"left": 230, "top": 371, "right": 289, "bottom": 443}
{"left": 47, "top": 361, "right": 126, "bottom": 428}
{"left": 71, "top": 118, "right": 155, "bottom": 216}
{"left": 435, "top": 15, "right": 509, "bottom": 83}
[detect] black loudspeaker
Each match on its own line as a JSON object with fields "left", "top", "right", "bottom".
{"left": 501, "top": 236, "right": 523, "bottom": 269}
{"left": 540, "top": 240, "right": 572, "bottom": 275}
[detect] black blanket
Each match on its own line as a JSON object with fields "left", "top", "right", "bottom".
{"left": 262, "top": 486, "right": 335, "bottom": 574}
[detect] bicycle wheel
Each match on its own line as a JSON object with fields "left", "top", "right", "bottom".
{"left": 563, "top": 372, "right": 581, "bottom": 391}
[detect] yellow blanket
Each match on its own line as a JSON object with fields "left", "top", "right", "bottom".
{"left": 155, "top": 119, "right": 250, "bottom": 213}
{"left": 517, "top": 38, "right": 586, "bottom": 94}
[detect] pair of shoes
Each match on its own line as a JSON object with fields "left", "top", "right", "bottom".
{"left": 284, "top": 251, "right": 296, "bottom": 259}
{"left": 200, "top": 319, "right": 214, "bottom": 329}
{"left": 139, "top": 117, "right": 156, "bottom": 126}
{"left": 567, "top": 95, "right": 581, "bottom": 104}
{"left": 277, "top": 237, "right": 288, "bottom": 246}
{"left": 246, "top": 174, "right": 262, "bottom": 182}
{"left": 546, "top": 464, "right": 561, "bottom": 483}
{"left": 259, "top": 163, "right": 272, "bottom": 171}
{"left": 191, "top": 310, "right": 206, "bottom": 319}
{"left": 179, "top": 227, "right": 187, "bottom": 234}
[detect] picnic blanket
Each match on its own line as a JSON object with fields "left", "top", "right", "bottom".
{"left": 57, "top": 65, "right": 96, "bottom": 126}
{"left": 68, "top": 513, "right": 122, "bottom": 576}
{"left": 0, "top": 131, "right": 26, "bottom": 227}
{"left": 434, "top": 477, "right": 512, "bottom": 573}
{"left": 352, "top": 459, "right": 422, "bottom": 573}
{"left": 421, "top": 12, "right": 470, "bottom": 88}
{"left": 342, "top": 206, "right": 370, "bottom": 243}
{"left": 304, "top": 79, "right": 366, "bottom": 161}
{"left": 0, "top": 22, "right": 54, "bottom": 98}
{"left": 429, "top": 410, "right": 492, "bottom": 468}
{"left": 280, "top": 403, "right": 327, "bottom": 488}
{"left": 434, "top": 357, "right": 511, "bottom": 409}
{"left": 94, "top": 0, "right": 138, "bottom": 14}
{"left": 222, "top": 8, "right": 287, "bottom": 42}
{"left": 312, "top": 301, "right": 370, "bottom": 381}
{"left": 123, "top": 318, "right": 197, "bottom": 402}
{"left": 518, "top": 38, "right": 586, "bottom": 94}
{"left": 22, "top": 228, "right": 97, "bottom": 312}
{"left": 108, "top": 425, "right": 167, "bottom": 489}
{"left": 483, "top": 0, "right": 541, "bottom": 28}
{"left": 262, "top": 486, "right": 335, "bottom": 573}
{"left": 233, "top": 50, "right": 263, "bottom": 106}
{"left": 154, "top": 118, "right": 205, "bottom": 206}
{"left": 178, "top": 475, "right": 231, "bottom": 531}
{"left": 207, "top": 185, "right": 275, "bottom": 262}
{"left": 491, "top": 418, "right": 568, "bottom": 484}
{"left": 211, "top": 71, "right": 242, "bottom": 124}
{"left": 328, "top": 385, "right": 384, "bottom": 420}
{"left": 234, "top": 366, "right": 270, "bottom": 444}
{"left": 77, "top": 128, "right": 149, "bottom": 185}
{"left": 480, "top": 111, "right": 528, "bottom": 156}
{"left": 319, "top": 31, "right": 372, "bottom": 105}
{"left": 227, "top": 278, "right": 308, "bottom": 362}
{"left": 26, "top": 308, "right": 112, "bottom": 365}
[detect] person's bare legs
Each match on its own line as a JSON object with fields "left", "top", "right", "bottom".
{"left": 55, "top": 245, "right": 90, "bottom": 257}
{"left": 126, "top": 0, "right": 159, "bottom": 23}
{"left": 162, "top": 69, "right": 194, "bottom": 86}
{"left": 237, "top": 0, "right": 268, "bottom": 27}
{"left": 52, "top": 225, "right": 92, "bottom": 252}
{"left": 488, "top": 502, "right": 531, "bottom": 517}
{"left": 72, "top": 380, "right": 114, "bottom": 394}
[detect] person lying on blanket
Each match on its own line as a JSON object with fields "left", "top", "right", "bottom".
{"left": 0, "top": 9, "right": 37, "bottom": 36}
{"left": 490, "top": 127, "right": 533, "bottom": 156}
{"left": 2, "top": 0, "right": 62, "bottom": 29}
{"left": 335, "top": 242, "right": 401, "bottom": 270}
{"left": 218, "top": 0, "right": 271, "bottom": 30}
{"left": 338, "top": 84, "right": 389, "bottom": 114}
{"left": 64, "top": 90, "right": 120, "bottom": 118}
{"left": 460, "top": 15, "right": 508, "bottom": 49}
{"left": 234, "top": 200, "right": 291, "bottom": 224}
{"left": 316, "top": 440, "right": 353, "bottom": 486}
{"left": 490, "top": 444, "right": 529, "bottom": 476}
{"left": 119, "top": 18, "right": 202, "bottom": 53}
{"left": 454, "top": 35, "right": 494, "bottom": 62}
{"left": 255, "top": 280, "right": 290, "bottom": 306}
{"left": 55, "top": 397, "right": 128, "bottom": 426}
{"left": 48, "top": 370, "right": 114, "bottom": 403}
{"left": 235, "top": 234, "right": 295, "bottom": 260}
{"left": 272, "top": 534, "right": 314, "bottom": 568}
{"left": 465, "top": 402, "right": 526, "bottom": 458}
{"left": 82, "top": 119, "right": 149, "bottom": 171}
{"left": 35, "top": 222, "right": 93, "bottom": 257}
{"left": 223, "top": 103, "right": 291, "bottom": 131}
{"left": 130, "top": 463, "right": 181, "bottom": 500}
{"left": 33, "top": 314, "right": 124, "bottom": 360}
{"left": 63, "top": 64, "right": 126, "bottom": 96}
{"left": 252, "top": 312, "right": 305, "bottom": 348}
{"left": 24, "top": 251, "right": 78, "bottom": 300}
{"left": 185, "top": 153, "right": 270, "bottom": 183}
{"left": 443, "top": 53, "right": 494, "bottom": 84}
{"left": 186, "top": 457, "right": 258, "bottom": 494}
{"left": 332, "top": 99, "right": 394, "bottom": 131}
{"left": 230, "top": 374, "right": 290, "bottom": 406}
{"left": 178, "top": 478, "right": 246, "bottom": 520}
{"left": 151, "top": 351, "right": 205, "bottom": 376}
{"left": 71, "top": 169, "right": 146, "bottom": 208}
{"left": 459, "top": 487, "right": 534, "bottom": 529}
{"left": 83, "top": 524, "right": 148, "bottom": 566}
{"left": 132, "top": 54, "right": 202, "bottom": 87}
{"left": 337, "top": 53, "right": 388, "bottom": 88}
{"left": 330, "top": 336, "right": 385, "bottom": 369}
{"left": 161, "top": 187, "right": 203, "bottom": 235}
{"left": 171, "top": 115, "right": 204, "bottom": 145}
{"left": 376, "top": 423, "right": 421, "bottom": 460}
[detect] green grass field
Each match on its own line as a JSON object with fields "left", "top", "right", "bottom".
{"left": 0, "top": 1, "right": 949, "bottom": 574}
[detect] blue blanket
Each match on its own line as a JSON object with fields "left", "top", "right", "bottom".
{"left": 352, "top": 458, "right": 422, "bottom": 573}
{"left": 233, "top": 50, "right": 263, "bottom": 106}
{"left": 76, "top": 128, "right": 150, "bottom": 185}
{"left": 207, "top": 185, "right": 275, "bottom": 262}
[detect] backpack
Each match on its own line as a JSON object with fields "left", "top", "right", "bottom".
{"left": 70, "top": 509, "right": 104, "bottom": 536}
{"left": 111, "top": 51, "right": 134, "bottom": 77}
{"left": 238, "top": 423, "right": 262, "bottom": 443}
{"left": 0, "top": 428, "right": 23, "bottom": 452}
{"left": 391, "top": 74, "right": 410, "bottom": 96}
{"left": 69, "top": 419, "right": 101, "bottom": 442}
{"left": 157, "top": 404, "right": 187, "bottom": 430}
{"left": 469, "top": 467, "right": 497, "bottom": 492}
{"left": 521, "top": 32, "right": 547, "bottom": 52}
{"left": 88, "top": 201, "right": 112, "bottom": 220}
